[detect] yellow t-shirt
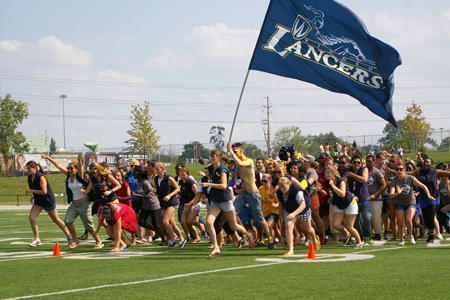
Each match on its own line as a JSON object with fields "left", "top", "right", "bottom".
{"left": 258, "top": 185, "right": 278, "bottom": 217}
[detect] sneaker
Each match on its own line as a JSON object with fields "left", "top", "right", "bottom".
{"left": 136, "top": 238, "right": 149, "bottom": 245}
{"left": 67, "top": 236, "right": 74, "bottom": 246}
{"left": 355, "top": 242, "right": 364, "bottom": 249}
{"left": 373, "top": 234, "right": 381, "bottom": 241}
{"left": 366, "top": 236, "right": 374, "bottom": 245}
{"left": 426, "top": 235, "right": 434, "bottom": 244}
{"left": 436, "top": 233, "right": 443, "bottom": 240}
{"left": 185, "top": 236, "right": 191, "bottom": 242}
{"left": 398, "top": 240, "right": 405, "bottom": 246}
{"left": 178, "top": 239, "right": 187, "bottom": 248}
{"left": 78, "top": 233, "right": 88, "bottom": 241}
{"left": 446, "top": 236, "right": 450, "bottom": 241}
{"left": 345, "top": 238, "right": 356, "bottom": 246}
{"left": 320, "top": 237, "right": 329, "bottom": 245}
{"left": 409, "top": 235, "right": 416, "bottom": 245}
{"left": 299, "top": 237, "right": 306, "bottom": 244}
{"left": 204, "top": 233, "right": 209, "bottom": 241}
{"left": 383, "top": 232, "right": 389, "bottom": 240}
{"left": 159, "top": 241, "right": 168, "bottom": 246}
{"left": 344, "top": 234, "right": 351, "bottom": 245}
{"left": 28, "top": 239, "right": 42, "bottom": 247}
{"left": 168, "top": 240, "right": 177, "bottom": 248}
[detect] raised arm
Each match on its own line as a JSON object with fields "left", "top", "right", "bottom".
{"left": 41, "top": 152, "right": 68, "bottom": 175}
{"left": 77, "top": 153, "right": 83, "bottom": 177}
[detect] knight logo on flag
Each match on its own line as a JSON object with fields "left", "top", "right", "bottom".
{"left": 249, "top": 0, "right": 402, "bottom": 126}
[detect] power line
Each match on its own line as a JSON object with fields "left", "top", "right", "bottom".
{"left": 1, "top": 74, "right": 450, "bottom": 91}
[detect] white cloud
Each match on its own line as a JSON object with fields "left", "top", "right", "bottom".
{"left": 0, "top": 40, "right": 22, "bottom": 52}
{"left": 186, "top": 23, "right": 259, "bottom": 59}
{"left": 147, "top": 47, "right": 193, "bottom": 69}
{"left": 0, "top": 35, "right": 92, "bottom": 66}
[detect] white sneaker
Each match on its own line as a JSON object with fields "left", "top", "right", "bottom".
{"left": 436, "top": 233, "right": 443, "bottom": 240}
{"left": 398, "top": 240, "right": 405, "bottom": 246}
{"left": 29, "top": 239, "right": 42, "bottom": 247}
{"left": 355, "top": 241, "right": 364, "bottom": 249}
{"left": 299, "top": 237, "right": 306, "bottom": 244}
{"left": 136, "top": 238, "right": 149, "bottom": 244}
{"left": 67, "top": 235, "right": 74, "bottom": 246}
{"left": 409, "top": 236, "right": 416, "bottom": 245}
{"left": 445, "top": 236, "right": 450, "bottom": 241}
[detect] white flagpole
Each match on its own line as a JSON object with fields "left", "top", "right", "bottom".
{"left": 228, "top": 69, "right": 250, "bottom": 143}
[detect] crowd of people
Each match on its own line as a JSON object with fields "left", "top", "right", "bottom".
{"left": 23, "top": 142, "right": 450, "bottom": 257}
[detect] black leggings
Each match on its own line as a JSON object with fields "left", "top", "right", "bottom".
{"left": 438, "top": 204, "right": 450, "bottom": 233}
{"left": 138, "top": 208, "right": 162, "bottom": 231}
{"left": 214, "top": 211, "right": 235, "bottom": 236}
{"left": 422, "top": 204, "right": 439, "bottom": 232}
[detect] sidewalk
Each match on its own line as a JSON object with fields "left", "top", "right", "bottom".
{"left": 0, "top": 203, "right": 69, "bottom": 211}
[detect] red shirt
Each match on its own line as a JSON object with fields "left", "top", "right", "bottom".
{"left": 317, "top": 170, "right": 330, "bottom": 204}
{"left": 116, "top": 182, "right": 131, "bottom": 207}
{"left": 111, "top": 203, "right": 137, "bottom": 234}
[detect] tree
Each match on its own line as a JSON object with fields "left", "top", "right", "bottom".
{"left": 378, "top": 120, "right": 409, "bottom": 150}
{"left": 272, "top": 126, "right": 306, "bottom": 154}
{"left": 49, "top": 137, "right": 57, "bottom": 152}
{"left": 209, "top": 126, "right": 225, "bottom": 150}
{"left": 241, "top": 142, "right": 264, "bottom": 159}
{"left": 124, "top": 101, "right": 160, "bottom": 159}
{"left": 177, "top": 141, "right": 210, "bottom": 163}
{"left": 305, "top": 131, "right": 344, "bottom": 156}
{"left": 0, "top": 94, "right": 30, "bottom": 154}
{"left": 400, "top": 101, "right": 432, "bottom": 152}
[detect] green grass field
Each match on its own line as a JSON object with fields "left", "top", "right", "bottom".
{"left": 1, "top": 207, "right": 450, "bottom": 300}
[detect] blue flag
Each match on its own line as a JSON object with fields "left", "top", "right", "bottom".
{"left": 249, "top": 0, "right": 402, "bottom": 126}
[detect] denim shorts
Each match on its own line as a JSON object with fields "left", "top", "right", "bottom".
{"left": 42, "top": 204, "right": 56, "bottom": 212}
{"left": 183, "top": 202, "right": 201, "bottom": 212}
{"left": 233, "top": 190, "right": 264, "bottom": 223}
{"left": 386, "top": 196, "right": 396, "bottom": 203}
{"left": 395, "top": 203, "right": 416, "bottom": 211}
{"left": 265, "top": 212, "right": 279, "bottom": 223}
{"left": 239, "top": 207, "right": 261, "bottom": 227}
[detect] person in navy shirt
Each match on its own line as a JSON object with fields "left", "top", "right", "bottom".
{"left": 25, "top": 161, "right": 71, "bottom": 247}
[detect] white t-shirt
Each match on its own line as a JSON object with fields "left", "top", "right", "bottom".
{"left": 68, "top": 178, "right": 85, "bottom": 201}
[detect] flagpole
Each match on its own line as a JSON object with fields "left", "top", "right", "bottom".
{"left": 229, "top": 69, "right": 250, "bottom": 143}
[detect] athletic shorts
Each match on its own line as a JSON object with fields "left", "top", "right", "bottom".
{"left": 131, "top": 198, "right": 143, "bottom": 213}
{"left": 310, "top": 194, "right": 320, "bottom": 210}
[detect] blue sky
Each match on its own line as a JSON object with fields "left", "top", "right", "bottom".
{"left": 1, "top": 0, "right": 449, "bottom": 155}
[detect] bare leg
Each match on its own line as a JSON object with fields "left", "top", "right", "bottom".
{"left": 47, "top": 210, "right": 70, "bottom": 238}
{"left": 29, "top": 205, "right": 43, "bottom": 240}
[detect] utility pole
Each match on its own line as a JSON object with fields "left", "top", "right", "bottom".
{"left": 60, "top": 94, "right": 67, "bottom": 149}
{"left": 262, "top": 97, "right": 272, "bottom": 157}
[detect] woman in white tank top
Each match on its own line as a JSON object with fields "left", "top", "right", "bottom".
{"left": 41, "top": 153, "right": 104, "bottom": 249}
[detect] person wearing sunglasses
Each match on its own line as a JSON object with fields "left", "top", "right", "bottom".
{"left": 346, "top": 155, "right": 373, "bottom": 245}
{"left": 96, "top": 203, "right": 135, "bottom": 252}
{"left": 259, "top": 173, "right": 282, "bottom": 247}
{"left": 406, "top": 152, "right": 450, "bottom": 243}
{"left": 390, "top": 162, "right": 435, "bottom": 246}
{"left": 228, "top": 142, "right": 276, "bottom": 250}
{"left": 40, "top": 153, "right": 104, "bottom": 249}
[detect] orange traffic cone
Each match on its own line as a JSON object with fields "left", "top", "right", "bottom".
{"left": 307, "top": 243, "right": 316, "bottom": 259}
{"left": 53, "top": 242, "right": 61, "bottom": 257}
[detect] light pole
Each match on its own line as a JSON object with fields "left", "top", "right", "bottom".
{"left": 60, "top": 95, "right": 67, "bottom": 149}
{"left": 439, "top": 128, "right": 444, "bottom": 152}
{"left": 252, "top": 149, "right": 258, "bottom": 159}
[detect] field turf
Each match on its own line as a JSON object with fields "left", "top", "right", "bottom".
{"left": 1, "top": 208, "right": 450, "bottom": 299}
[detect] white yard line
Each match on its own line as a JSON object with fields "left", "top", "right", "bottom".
{"left": 1, "top": 245, "right": 404, "bottom": 300}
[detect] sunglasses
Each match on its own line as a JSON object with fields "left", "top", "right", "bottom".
{"left": 89, "top": 165, "right": 97, "bottom": 169}
{"left": 102, "top": 208, "right": 112, "bottom": 214}
{"left": 274, "top": 171, "right": 282, "bottom": 174}
{"left": 396, "top": 168, "right": 404, "bottom": 171}
{"left": 352, "top": 161, "right": 361, "bottom": 165}
{"left": 67, "top": 167, "right": 76, "bottom": 171}
{"left": 366, "top": 160, "right": 373, "bottom": 163}
{"left": 261, "top": 180, "right": 268, "bottom": 183}
{"left": 338, "top": 161, "right": 347, "bottom": 165}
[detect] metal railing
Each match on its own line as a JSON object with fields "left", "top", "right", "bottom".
{"left": 0, "top": 192, "right": 66, "bottom": 206}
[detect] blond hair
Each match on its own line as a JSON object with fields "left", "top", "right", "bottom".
{"left": 155, "top": 162, "right": 166, "bottom": 171}
{"left": 278, "top": 177, "right": 291, "bottom": 187}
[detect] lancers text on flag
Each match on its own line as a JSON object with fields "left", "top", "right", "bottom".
{"left": 249, "top": 0, "right": 402, "bottom": 126}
